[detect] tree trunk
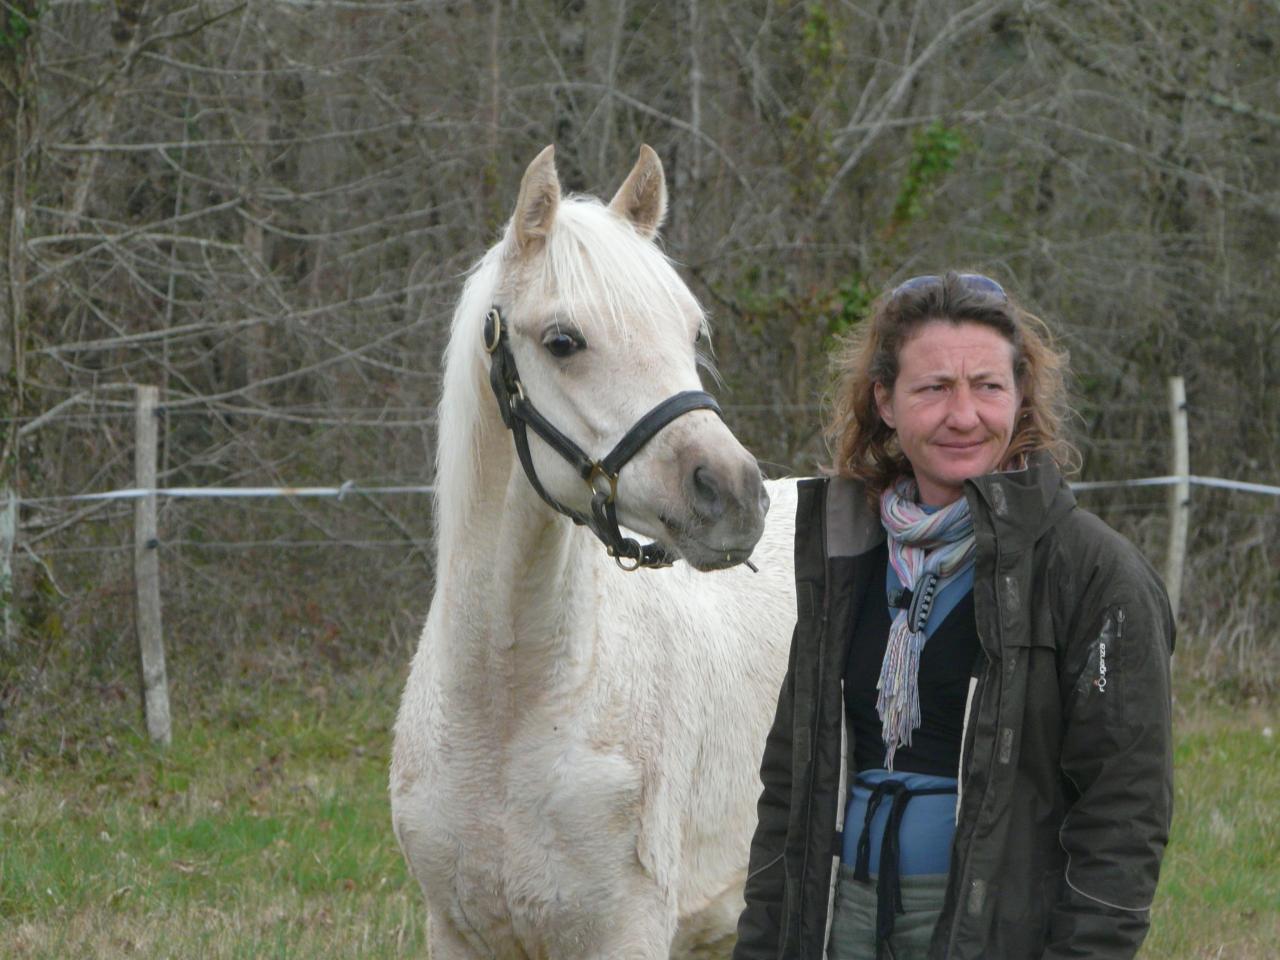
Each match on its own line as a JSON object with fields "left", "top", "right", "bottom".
{"left": 0, "top": 2, "right": 39, "bottom": 480}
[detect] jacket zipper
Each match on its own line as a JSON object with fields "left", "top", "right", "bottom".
{"left": 946, "top": 493, "right": 1001, "bottom": 954}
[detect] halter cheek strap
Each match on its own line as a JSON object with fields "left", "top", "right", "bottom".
{"left": 483, "top": 306, "right": 722, "bottom": 571}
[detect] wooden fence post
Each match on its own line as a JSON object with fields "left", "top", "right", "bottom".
{"left": 1164, "top": 376, "right": 1189, "bottom": 622}
{"left": 134, "top": 385, "right": 171, "bottom": 746}
{"left": 1, "top": 486, "right": 15, "bottom": 656}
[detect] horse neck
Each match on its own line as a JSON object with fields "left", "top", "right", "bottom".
{"left": 432, "top": 383, "right": 599, "bottom": 694}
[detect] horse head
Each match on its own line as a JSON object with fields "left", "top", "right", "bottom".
{"left": 484, "top": 144, "right": 769, "bottom": 572}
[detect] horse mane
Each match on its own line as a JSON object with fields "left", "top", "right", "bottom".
{"left": 433, "top": 195, "right": 707, "bottom": 567}
{"left": 433, "top": 240, "right": 503, "bottom": 570}
{"left": 539, "top": 199, "right": 701, "bottom": 337}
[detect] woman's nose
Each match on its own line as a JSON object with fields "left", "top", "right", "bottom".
{"left": 946, "top": 386, "right": 980, "bottom": 427}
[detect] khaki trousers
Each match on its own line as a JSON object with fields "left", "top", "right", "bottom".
{"left": 827, "top": 864, "right": 947, "bottom": 960}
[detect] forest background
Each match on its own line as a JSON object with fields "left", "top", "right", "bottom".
{"left": 0, "top": 1, "right": 1277, "bottom": 956}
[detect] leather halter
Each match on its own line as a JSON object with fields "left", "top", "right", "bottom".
{"left": 483, "top": 306, "right": 721, "bottom": 571}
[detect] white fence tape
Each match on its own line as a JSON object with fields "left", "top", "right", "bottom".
{"left": 1069, "top": 475, "right": 1280, "bottom": 497}
{"left": 19, "top": 483, "right": 435, "bottom": 506}
{"left": 13, "top": 475, "right": 1280, "bottom": 507}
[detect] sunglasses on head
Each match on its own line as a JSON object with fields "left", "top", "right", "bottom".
{"left": 890, "top": 273, "right": 1007, "bottom": 301}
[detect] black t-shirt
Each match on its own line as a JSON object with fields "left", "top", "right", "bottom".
{"left": 845, "top": 542, "right": 983, "bottom": 777}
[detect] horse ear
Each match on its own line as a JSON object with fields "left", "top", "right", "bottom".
{"left": 513, "top": 145, "right": 561, "bottom": 255}
{"left": 608, "top": 144, "right": 667, "bottom": 240}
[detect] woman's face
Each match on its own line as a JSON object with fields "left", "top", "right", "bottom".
{"left": 874, "top": 320, "right": 1021, "bottom": 507}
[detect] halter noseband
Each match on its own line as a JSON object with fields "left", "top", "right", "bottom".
{"left": 483, "top": 306, "right": 721, "bottom": 571}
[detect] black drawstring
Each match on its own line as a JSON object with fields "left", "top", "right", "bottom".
{"left": 852, "top": 777, "right": 956, "bottom": 959}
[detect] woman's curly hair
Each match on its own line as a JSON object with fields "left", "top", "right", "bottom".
{"left": 824, "top": 271, "right": 1078, "bottom": 498}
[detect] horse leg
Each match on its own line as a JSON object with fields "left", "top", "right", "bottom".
{"left": 668, "top": 880, "right": 745, "bottom": 959}
{"left": 425, "top": 905, "right": 503, "bottom": 960}
{"left": 579, "top": 893, "right": 679, "bottom": 960}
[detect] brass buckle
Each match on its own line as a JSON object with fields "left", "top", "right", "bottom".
{"left": 586, "top": 463, "right": 618, "bottom": 503}
{"left": 483, "top": 308, "right": 502, "bottom": 354}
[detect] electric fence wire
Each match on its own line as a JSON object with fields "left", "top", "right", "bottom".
{"left": 13, "top": 474, "right": 1279, "bottom": 509}
{"left": 7, "top": 475, "right": 1275, "bottom": 564}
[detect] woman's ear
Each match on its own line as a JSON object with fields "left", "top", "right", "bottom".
{"left": 874, "top": 382, "right": 895, "bottom": 429}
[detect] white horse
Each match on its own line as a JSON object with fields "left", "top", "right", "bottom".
{"left": 390, "top": 145, "right": 796, "bottom": 960}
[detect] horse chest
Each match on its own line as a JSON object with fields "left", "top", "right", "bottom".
{"left": 413, "top": 711, "right": 652, "bottom": 941}
{"left": 455, "top": 726, "right": 645, "bottom": 862}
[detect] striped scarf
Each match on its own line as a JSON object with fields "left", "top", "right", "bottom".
{"left": 877, "top": 478, "right": 977, "bottom": 770}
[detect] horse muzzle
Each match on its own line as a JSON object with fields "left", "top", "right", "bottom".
{"left": 663, "top": 454, "right": 769, "bottom": 571}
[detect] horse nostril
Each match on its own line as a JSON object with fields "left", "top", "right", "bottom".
{"left": 689, "top": 465, "right": 726, "bottom": 522}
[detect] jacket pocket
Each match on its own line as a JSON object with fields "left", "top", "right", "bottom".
{"left": 1071, "top": 606, "right": 1126, "bottom": 728}
{"left": 995, "top": 566, "right": 1054, "bottom": 650}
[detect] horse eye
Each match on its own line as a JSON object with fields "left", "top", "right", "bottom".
{"left": 543, "top": 331, "right": 584, "bottom": 358}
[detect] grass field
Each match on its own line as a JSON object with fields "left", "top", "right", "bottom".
{"left": 1, "top": 668, "right": 426, "bottom": 958}
{"left": 1, "top": 665, "right": 1275, "bottom": 958}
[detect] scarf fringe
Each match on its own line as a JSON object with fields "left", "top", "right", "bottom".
{"left": 877, "top": 480, "right": 977, "bottom": 769}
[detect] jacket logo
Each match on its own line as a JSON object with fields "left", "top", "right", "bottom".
{"left": 1090, "top": 608, "right": 1123, "bottom": 696}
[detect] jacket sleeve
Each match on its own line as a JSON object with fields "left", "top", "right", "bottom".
{"left": 1043, "top": 552, "right": 1175, "bottom": 960}
{"left": 732, "top": 629, "right": 799, "bottom": 960}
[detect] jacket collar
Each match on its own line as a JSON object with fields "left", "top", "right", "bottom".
{"left": 818, "top": 453, "right": 1076, "bottom": 561}
{"left": 963, "top": 452, "right": 1076, "bottom": 550}
{"left": 823, "top": 476, "right": 886, "bottom": 559}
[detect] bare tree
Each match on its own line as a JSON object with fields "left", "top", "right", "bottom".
{"left": 3, "top": 0, "right": 1277, "bottom": 703}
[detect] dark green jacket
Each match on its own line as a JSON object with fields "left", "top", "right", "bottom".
{"left": 733, "top": 461, "right": 1174, "bottom": 960}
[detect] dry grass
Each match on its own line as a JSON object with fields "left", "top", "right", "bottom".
{"left": 5, "top": 893, "right": 423, "bottom": 959}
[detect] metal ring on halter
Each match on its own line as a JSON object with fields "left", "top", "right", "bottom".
{"left": 483, "top": 308, "right": 502, "bottom": 354}
{"left": 505, "top": 380, "right": 526, "bottom": 419}
{"left": 586, "top": 463, "right": 619, "bottom": 504}
{"left": 609, "top": 547, "right": 643, "bottom": 572}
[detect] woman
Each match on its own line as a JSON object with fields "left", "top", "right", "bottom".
{"left": 732, "top": 273, "right": 1174, "bottom": 960}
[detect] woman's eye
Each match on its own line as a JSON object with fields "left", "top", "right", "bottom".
{"left": 543, "top": 331, "right": 584, "bottom": 358}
